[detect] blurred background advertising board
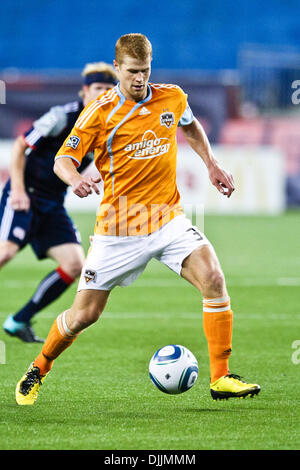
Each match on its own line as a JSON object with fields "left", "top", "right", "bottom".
{"left": 0, "top": 138, "right": 285, "bottom": 215}
{"left": 176, "top": 142, "right": 285, "bottom": 215}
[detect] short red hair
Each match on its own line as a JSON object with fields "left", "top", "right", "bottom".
{"left": 115, "top": 33, "right": 152, "bottom": 64}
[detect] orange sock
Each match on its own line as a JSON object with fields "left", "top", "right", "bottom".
{"left": 203, "top": 296, "right": 233, "bottom": 384}
{"left": 34, "top": 311, "right": 77, "bottom": 376}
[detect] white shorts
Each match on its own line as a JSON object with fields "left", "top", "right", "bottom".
{"left": 77, "top": 214, "right": 211, "bottom": 291}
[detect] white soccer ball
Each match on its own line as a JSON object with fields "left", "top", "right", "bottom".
{"left": 149, "top": 344, "right": 198, "bottom": 395}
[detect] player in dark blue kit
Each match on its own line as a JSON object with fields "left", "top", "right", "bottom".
{"left": 0, "top": 62, "right": 118, "bottom": 342}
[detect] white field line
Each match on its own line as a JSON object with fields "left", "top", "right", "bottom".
{"left": 0, "top": 311, "right": 299, "bottom": 321}
{"left": 133, "top": 277, "right": 300, "bottom": 287}
{"left": 2, "top": 277, "right": 300, "bottom": 288}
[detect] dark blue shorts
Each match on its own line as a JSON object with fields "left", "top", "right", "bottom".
{"left": 0, "top": 183, "right": 81, "bottom": 260}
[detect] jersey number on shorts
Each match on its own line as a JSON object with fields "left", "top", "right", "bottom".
{"left": 187, "top": 227, "right": 203, "bottom": 241}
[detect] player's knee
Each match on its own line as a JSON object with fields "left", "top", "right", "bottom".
{"left": 0, "top": 242, "right": 19, "bottom": 267}
{"left": 71, "top": 307, "right": 102, "bottom": 332}
{"left": 206, "top": 269, "right": 226, "bottom": 296}
{"left": 61, "top": 258, "right": 84, "bottom": 280}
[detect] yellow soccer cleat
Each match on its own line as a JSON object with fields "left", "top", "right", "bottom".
{"left": 210, "top": 373, "right": 261, "bottom": 401}
{"left": 16, "top": 363, "right": 48, "bottom": 405}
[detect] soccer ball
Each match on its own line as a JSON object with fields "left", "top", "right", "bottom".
{"left": 149, "top": 344, "right": 198, "bottom": 395}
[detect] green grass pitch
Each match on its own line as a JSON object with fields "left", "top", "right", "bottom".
{"left": 1, "top": 211, "right": 300, "bottom": 450}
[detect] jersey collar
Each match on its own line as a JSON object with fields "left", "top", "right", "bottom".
{"left": 115, "top": 83, "right": 152, "bottom": 104}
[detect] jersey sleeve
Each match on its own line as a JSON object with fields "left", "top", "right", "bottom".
{"left": 55, "top": 100, "right": 103, "bottom": 168}
{"left": 178, "top": 103, "right": 194, "bottom": 126}
{"left": 172, "top": 86, "right": 192, "bottom": 127}
{"left": 23, "top": 106, "right": 67, "bottom": 149}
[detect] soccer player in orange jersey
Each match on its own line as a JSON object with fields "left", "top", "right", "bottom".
{"left": 16, "top": 34, "right": 260, "bottom": 404}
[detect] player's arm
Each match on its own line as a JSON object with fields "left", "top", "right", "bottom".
{"left": 54, "top": 101, "right": 103, "bottom": 198}
{"left": 9, "top": 136, "right": 31, "bottom": 211}
{"left": 54, "top": 156, "right": 101, "bottom": 198}
{"left": 180, "top": 118, "right": 235, "bottom": 198}
{"left": 9, "top": 105, "right": 70, "bottom": 211}
{"left": 35, "top": 104, "right": 100, "bottom": 196}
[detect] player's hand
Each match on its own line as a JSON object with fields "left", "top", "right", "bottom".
{"left": 208, "top": 162, "right": 235, "bottom": 198}
{"left": 71, "top": 175, "right": 102, "bottom": 198}
{"left": 10, "top": 189, "right": 31, "bottom": 211}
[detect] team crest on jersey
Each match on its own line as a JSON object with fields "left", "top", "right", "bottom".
{"left": 84, "top": 269, "right": 97, "bottom": 284}
{"left": 66, "top": 135, "right": 80, "bottom": 150}
{"left": 160, "top": 111, "right": 175, "bottom": 129}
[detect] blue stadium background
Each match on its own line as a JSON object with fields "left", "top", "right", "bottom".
{"left": 1, "top": 0, "right": 300, "bottom": 70}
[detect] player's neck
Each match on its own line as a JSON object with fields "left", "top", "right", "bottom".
{"left": 119, "top": 84, "right": 148, "bottom": 103}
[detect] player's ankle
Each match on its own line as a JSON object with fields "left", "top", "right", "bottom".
{"left": 34, "top": 353, "right": 53, "bottom": 376}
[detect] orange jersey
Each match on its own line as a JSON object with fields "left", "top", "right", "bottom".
{"left": 55, "top": 83, "right": 191, "bottom": 235}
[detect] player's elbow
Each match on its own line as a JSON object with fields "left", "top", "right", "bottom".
{"left": 15, "top": 135, "right": 28, "bottom": 152}
{"left": 53, "top": 157, "right": 70, "bottom": 178}
{"left": 53, "top": 158, "right": 66, "bottom": 182}
{"left": 53, "top": 158, "right": 60, "bottom": 176}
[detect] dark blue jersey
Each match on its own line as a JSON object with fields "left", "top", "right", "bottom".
{"left": 22, "top": 100, "right": 93, "bottom": 205}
